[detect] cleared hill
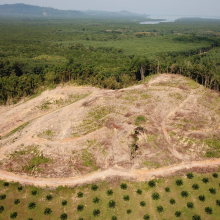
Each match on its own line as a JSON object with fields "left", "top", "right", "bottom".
{"left": 0, "top": 74, "right": 220, "bottom": 179}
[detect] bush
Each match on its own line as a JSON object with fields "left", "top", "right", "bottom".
{"left": 127, "top": 209, "right": 132, "bottom": 214}
{"left": 112, "top": 216, "right": 117, "bottom": 220}
{"left": 176, "top": 179, "right": 183, "bottom": 186}
{"left": 77, "top": 205, "right": 84, "bottom": 212}
{"left": 199, "top": 195, "right": 205, "bottom": 202}
{"left": 28, "top": 218, "right": 33, "bottom": 220}
{"left": 62, "top": 200, "right": 67, "bottom": 206}
{"left": 46, "top": 195, "right": 53, "bottom": 201}
{"left": 31, "top": 190, "right": 37, "bottom": 196}
{"left": 205, "top": 207, "right": 212, "bottom": 214}
{"left": 187, "top": 173, "right": 194, "bottom": 179}
{"left": 213, "top": 173, "right": 218, "bottom": 178}
{"left": 120, "top": 183, "right": 127, "bottom": 190}
{"left": 93, "top": 209, "right": 100, "bottom": 217}
{"left": 123, "top": 195, "right": 130, "bottom": 201}
{"left": 108, "top": 200, "right": 116, "bottom": 208}
{"left": 152, "top": 192, "right": 160, "bottom": 200}
{"left": 107, "top": 189, "right": 113, "bottom": 196}
{"left": 165, "top": 187, "right": 170, "bottom": 192}
{"left": 28, "top": 202, "right": 36, "bottom": 209}
{"left": 44, "top": 208, "right": 52, "bottom": 215}
{"left": 143, "top": 214, "right": 150, "bottom": 220}
{"left": 77, "top": 192, "right": 83, "bottom": 198}
{"left": 216, "top": 200, "right": 220, "bottom": 206}
{"left": 140, "top": 201, "right": 146, "bottom": 207}
{"left": 78, "top": 218, "right": 83, "bottom": 220}
{"left": 192, "top": 215, "right": 201, "bottom": 220}
{"left": 148, "top": 180, "right": 156, "bottom": 188}
{"left": 170, "top": 198, "right": 176, "bottom": 205}
{"left": 181, "top": 191, "right": 189, "bottom": 198}
{"left": 0, "top": 194, "right": 6, "bottom": 200}
{"left": 209, "top": 188, "right": 216, "bottom": 194}
{"left": 93, "top": 197, "right": 99, "bottom": 204}
{"left": 202, "top": 177, "right": 209, "bottom": 183}
{"left": 14, "top": 199, "right": 20, "bottom": 205}
{"left": 10, "top": 212, "right": 17, "bottom": 219}
{"left": 175, "top": 211, "right": 181, "bottom": 217}
{"left": 17, "top": 186, "right": 23, "bottom": 191}
{"left": 60, "top": 213, "right": 68, "bottom": 220}
{"left": 3, "top": 182, "right": 9, "bottom": 187}
{"left": 0, "top": 206, "right": 4, "bottom": 213}
{"left": 192, "top": 184, "right": 199, "bottom": 190}
{"left": 187, "top": 202, "right": 194, "bottom": 208}
{"left": 156, "top": 206, "right": 164, "bottom": 213}
{"left": 137, "top": 189, "right": 142, "bottom": 195}
{"left": 91, "top": 184, "right": 98, "bottom": 191}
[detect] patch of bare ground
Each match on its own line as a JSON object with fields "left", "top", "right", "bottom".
{"left": 0, "top": 74, "right": 220, "bottom": 180}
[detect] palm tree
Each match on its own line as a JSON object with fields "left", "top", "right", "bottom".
{"left": 192, "top": 214, "right": 201, "bottom": 220}
{"left": 77, "top": 205, "right": 84, "bottom": 212}
{"left": 187, "top": 202, "right": 194, "bottom": 208}
{"left": 112, "top": 216, "right": 117, "bottom": 220}
{"left": 108, "top": 200, "right": 116, "bottom": 208}
{"left": 199, "top": 195, "right": 205, "bottom": 202}
{"left": 120, "top": 183, "right": 127, "bottom": 190}
{"left": 123, "top": 195, "right": 130, "bottom": 201}
{"left": 209, "top": 188, "right": 216, "bottom": 194}
{"left": 14, "top": 199, "right": 20, "bottom": 205}
{"left": 187, "top": 173, "right": 194, "bottom": 179}
{"left": 213, "top": 173, "right": 218, "bottom": 178}
{"left": 170, "top": 198, "right": 176, "bottom": 205}
{"left": 61, "top": 200, "right": 67, "bottom": 206}
{"left": 176, "top": 179, "right": 183, "bottom": 186}
{"left": 202, "top": 177, "right": 209, "bottom": 183}
{"left": 0, "top": 206, "right": 4, "bottom": 213}
{"left": 107, "top": 189, "right": 113, "bottom": 196}
{"left": 151, "top": 192, "right": 160, "bottom": 200}
{"left": 31, "top": 190, "right": 37, "bottom": 196}
{"left": 10, "top": 212, "right": 18, "bottom": 219}
{"left": 28, "top": 202, "right": 36, "bottom": 210}
{"left": 192, "top": 184, "right": 199, "bottom": 190}
{"left": 148, "top": 180, "right": 156, "bottom": 188}
{"left": 140, "top": 201, "right": 146, "bottom": 207}
{"left": 60, "top": 213, "right": 68, "bottom": 220}
{"left": 46, "top": 195, "right": 53, "bottom": 201}
{"left": 91, "top": 184, "right": 98, "bottom": 191}
{"left": 181, "top": 191, "right": 188, "bottom": 198}
{"left": 127, "top": 209, "right": 132, "bottom": 214}
{"left": 216, "top": 200, "right": 220, "bottom": 206}
{"left": 156, "top": 206, "right": 164, "bottom": 213}
{"left": 17, "top": 186, "right": 23, "bottom": 191}
{"left": 93, "top": 209, "right": 100, "bottom": 217}
{"left": 93, "top": 197, "right": 99, "bottom": 204}
{"left": 175, "top": 211, "right": 181, "bottom": 217}
{"left": 143, "top": 214, "right": 150, "bottom": 220}
{"left": 44, "top": 208, "right": 52, "bottom": 215}
{"left": 205, "top": 207, "right": 212, "bottom": 214}
{"left": 0, "top": 194, "right": 6, "bottom": 200}
{"left": 165, "top": 187, "right": 170, "bottom": 192}
{"left": 136, "top": 189, "right": 142, "bottom": 195}
{"left": 77, "top": 192, "right": 83, "bottom": 198}
{"left": 3, "top": 182, "right": 9, "bottom": 187}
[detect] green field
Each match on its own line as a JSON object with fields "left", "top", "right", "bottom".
{"left": 0, "top": 172, "right": 220, "bottom": 219}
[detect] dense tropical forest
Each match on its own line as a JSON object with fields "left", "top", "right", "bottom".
{"left": 0, "top": 16, "right": 220, "bottom": 105}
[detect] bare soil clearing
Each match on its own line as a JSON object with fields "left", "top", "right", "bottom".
{"left": 0, "top": 74, "right": 220, "bottom": 184}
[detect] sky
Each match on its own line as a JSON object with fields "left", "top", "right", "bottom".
{"left": 1, "top": 0, "right": 220, "bottom": 17}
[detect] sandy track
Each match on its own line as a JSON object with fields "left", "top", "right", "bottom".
{"left": 0, "top": 158, "right": 219, "bottom": 187}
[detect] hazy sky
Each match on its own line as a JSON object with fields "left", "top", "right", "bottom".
{"left": 1, "top": 0, "right": 220, "bottom": 16}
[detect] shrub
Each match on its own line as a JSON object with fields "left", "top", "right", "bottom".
{"left": 107, "top": 189, "right": 113, "bottom": 196}
{"left": 202, "top": 177, "right": 209, "bottom": 183}
{"left": 60, "top": 213, "right": 68, "bottom": 220}
{"left": 137, "top": 189, "right": 142, "bottom": 195}
{"left": 205, "top": 207, "right": 212, "bottom": 214}
{"left": 0, "top": 194, "right": 6, "bottom": 200}
{"left": 209, "top": 188, "right": 216, "bottom": 194}
{"left": 3, "top": 182, "right": 9, "bottom": 187}
{"left": 46, "top": 195, "right": 53, "bottom": 201}
{"left": 192, "top": 184, "right": 199, "bottom": 190}
{"left": 143, "top": 214, "right": 150, "bottom": 220}
{"left": 120, "top": 183, "right": 127, "bottom": 190}
{"left": 77, "top": 205, "right": 84, "bottom": 212}
{"left": 78, "top": 218, "right": 83, "bottom": 220}
{"left": 175, "top": 211, "right": 181, "bottom": 217}
{"left": 216, "top": 200, "right": 220, "bottom": 206}
{"left": 10, "top": 212, "right": 17, "bottom": 219}
{"left": 181, "top": 191, "right": 189, "bottom": 198}
{"left": 156, "top": 206, "right": 164, "bottom": 213}
{"left": 176, "top": 179, "right": 183, "bottom": 186}
{"left": 0, "top": 206, "right": 4, "bottom": 213}
{"left": 44, "top": 208, "right": 52, "bottom": 215}
{"left": 77, "top": 192, "right": 83, "bottom": 198}
{"left": 91, "top": 184, "right": 98, "bottom": 191}
{"left": 93, "top": 209, "right": 100, "bottom": 217}
{"left": 165, "top": 187, "right": 170, "bottom": 192}
{"left": 127, "top": 209, "right": 132, "bottom": 214}
{"left": 31, "top": 190, "right": 37, "bottom": 196}
{"left": 108, "top": 200, "right": 116, "bottom": 208}
{"left": 62, "top": 200, "right": 67, "bottom": 206}
{"left": 28, "top": 218, "right": 33, "bottom": 220}
{"left": 170, "top": 198, "right": 176, "bottom": 205}
{"left": 28, "top": 202, "right": 36, "bottom": 209}
{"left": 192, "top": 215, "right": 201, "bottom": 220}
{"left": 187, "top": 172, "right": 194, "bottom": 179}
{"left": 199, "top": 195, "right": 205, "bottom": 202}
{"left": 140, "top": 201, "right": 146, "bottom": 207}
{"left": 213, "top": 173, "right": 218, "bottom": 178}
{"left": 148, "top": 180, "right": 156, "bottom": 188}
{"left": 152, "top": 192, "right": 160, "bottom": 200}
{"left": 93, "top": 197, "right": 99, "bottom": 204}
{"left": 17, "top": 186, "right": 23, "bottom": 191}
{"left": 14, "top": 199, "right": 20, "bottom": 205}
{"left": 112, "top": 216, "right": 117, "bottom": 220}
{"left": 187, "top": 202, "right": 194, "bottom": 208}
{"left": 123, "top": 195, "right": 130, "bottom": 201}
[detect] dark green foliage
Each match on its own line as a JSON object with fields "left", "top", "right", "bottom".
{"left": 44, "top": 208, "right": 52, "bottom": 215}
{"left": 175, "top": 211, "right": 182, "bottom": 217}
{"left": 91, "top": 184, "right": 98, "bottom": 191}
{"left": 0, "top": 194, "right": 6, "bottom": 200}
{"left": 156, "top": 206, "right": 164, "bottom": 213}
{"left": 112, "top": 216, "right": 117, "bottom": 220}
{"left": 93, "top": 209, "right": 100, "bottom": 217}
{"left": 60, "top": 213, "right": 68, "bottom": 220}
{"left": 192, "top": 215, "right": 201, "bottom": 220}
{"left": 199, "top": 195, "right": 205, "bottom": 202}
{"left": 187, "top": 202, "right": 194, "bottom": 209}
{"left": 17, "top": 186, "right": 22, "bottom": 191}
{"left": 93, "top": 197, "right": 99, "bottom": 204}
{"left": 127, "top": 209, "right": 132, "bottom": 214}
{"left": 140, "top": 201, "right": 146, "bottom": 207}
{"left": 77, "top": 205, "right": 84, "bottom": 212}
{"left": 192, "top": 184, "right": 199, "bottom": 190}
{"left": 3, "top": 182, "right": 9, "bottom": 187}
{"left": 61, "top": 200, "right": 67, "bottom": 206}
{"left": 28, "top": 218, "right": 33, "bottom": 220}
{"left": 152, "top": 192, "right": 160, "bottom": 200}
{"left": 108, "top": 200, "right": 116, "bottom": 208}
{"left": 28, "top": 202, "right": 36, "bottom": 209}
{"left": 31, "top": 190, "right": 37, "bottom": 196}
{"left": 10, "top": 212, "right": 17, "bottom": 219}
{"left": 202, "top": 177, "right": 209, "bottom": 183}
{"left": 187, "top": 173, "right": 194, "bottom": 179}
{"left": 176, "top": 179, "right": 183, "bottom": 186}
{"left": 0, "top": 206, "right": 4, "bottom": 213}
{"left": 165, "top": 187, "right": 170, "bottom": 192}
{"left": 46, "top": 195, "right": 53, "bottom": 201}
{"left": 170, "top": 198, "right": 176, "bottom": 205}
{"left": 78, "top": 218, "right": 83, "bottom": 220}
{"left": 123, "top": 195, "right": 130, "bottom": 201}
{"left": 107, "top": 189, "right": 113, "bottom": 196}
{"left": 205, "top": 207, "right": 212, "bottom": 214}
{"left": 148, "top": 180, "right": 156, "bottom": 188}
{"left": 120, "top": 183, "right": 127, "bottom": 190}
{"left": 77, "top": 192, "right": 83, "bottom": 198}
{"left": 216, "top": 200, "right": 220, "bottom": 206}
{"left": 143, "top": 214, "right": 150, "bottom": 220}
{"left": 181, "top": 191, "right": 189, "bottom": 198}
{"left": 137, "top": 189, "right": 142, "bottom": 195}
{"left": 14, "top": 199, "right": 20, "bottom": 205}
{"left": 209, "top": 188, "right": 216, "bottom": 194}
{"left": 213, "top": 173, "right": 218, "bottom": 178}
